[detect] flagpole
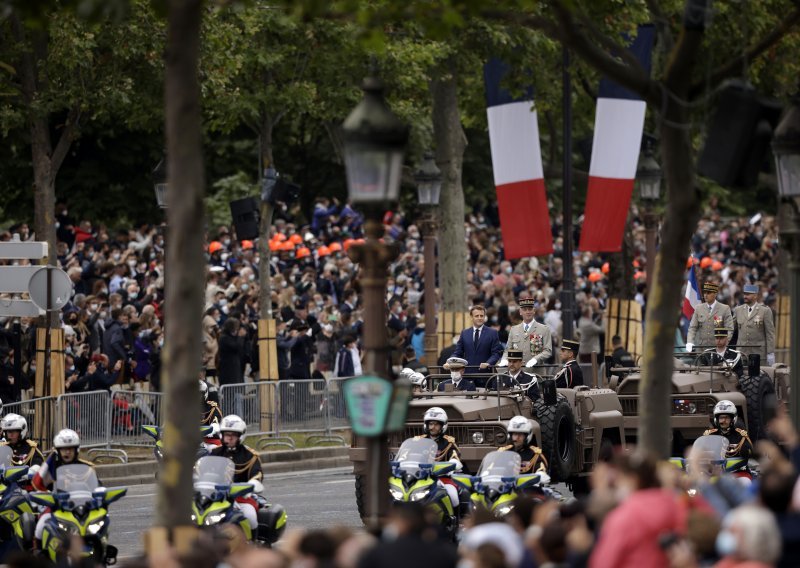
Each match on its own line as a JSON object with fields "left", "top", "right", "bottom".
{"left": 561, "top": 46, "right": 575, "bottom": 342}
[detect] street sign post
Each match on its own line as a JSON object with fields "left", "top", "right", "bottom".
{"left": 27, "top": 266, "right": 72, "bottom": 312}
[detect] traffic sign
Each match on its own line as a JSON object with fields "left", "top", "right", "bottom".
{"left": 343, "top": 375, "right": 412, "bottom": 437}
{"left": 0, "top": 299, "right": 44, "bottom": 317}
{"left": 27, "top": 266, "right": 72, "bottom": 311}
{"left": 0, "top": 265, "right": 47, "bottom": 293}
{"left": 0, "top": 240, "right": 47, "bottom": 260}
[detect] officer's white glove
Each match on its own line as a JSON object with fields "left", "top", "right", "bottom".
{"left": 248, "top": 478, "right": 264, "bottom": 495}
{"left": 29, "top": 464, "right": 40, "bottom": 475}
{"left": 767, "top": 353, "right": 776, "bottom": 366}
{"left": 685, "top": 343, "right": 694, "bottom": 352}
{"left": 497, "top": 358, "right": 508, "bottom": 368}
{"left": 537, "top": 471, "right": 551, "bottom": 485}
{"left": 449, "top": 455, "right": 463, "bottom": 472}
{"left": 525, "top": 357, "right": 538, "bottom": 368}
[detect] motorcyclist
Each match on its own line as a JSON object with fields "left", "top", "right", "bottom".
{"left": 703, "top": 400, "right": 753, "bottom": 464}
{"left": 415, "top": 407, "right": 463, "bottom": 515}
{"left": 0, "top": 413, "right": 43, "bottom": 467}
{"left": 410, "top": 371, "right": 427, "bottom": 394}
{"left": 498, "top": 416, "right": 550, "bottom": 483}
{"left": 33, "top": 429, "right": 95, "bottom": 547}
{"left": 209, "top": 414, "right": 263, "bottom": 535}
{"left": 200, "top": 379, "right": 223, "bottom": 451}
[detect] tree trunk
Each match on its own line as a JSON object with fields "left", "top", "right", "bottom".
{"left": 158, "top": 0, "right": 205, "bottom": 529}
{"left": 608, "top": 218, "right": 636, "bottom": 300}
{"left": 431, "top": 59, "right": 468, "bottom": 312}
{"left": 259, "top": 115, "right": 275, "bottom": 320}
{"left": 639, "top": 28, "right": 704, "bottom": 458}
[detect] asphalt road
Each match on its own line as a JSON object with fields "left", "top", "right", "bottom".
{"left": 111, "top": 466, "right": 362, "bottom": 559}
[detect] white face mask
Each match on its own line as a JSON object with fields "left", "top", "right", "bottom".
{"left": 450, "top": 371, "right": 462, "bottom": 381}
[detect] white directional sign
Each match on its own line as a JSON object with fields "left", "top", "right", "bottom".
{"left": 0, "top": 299, "right": 44, "bottom": 317}
{"left": 0, "top": 265, "right": 46, "bottom": 293}
{"left": 0, "top": 240, "right": 48, "bottom": 260}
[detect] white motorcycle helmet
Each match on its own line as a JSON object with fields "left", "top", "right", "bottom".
{"left": 1, "top": 413, "right": 27, "bottom": 440}
{"left": 220, "top": 414, "right": 247, "bottom": 436}
{"left": 423, "top": 407, "right": 448, "bottom": 434}
{"left": 713, "top": 400, "right": 737, "bottom": 431}
{"left": 410, "top": 372, "right": 427, "bottom": 390}
{"left": 507, "top": 415, "right": 533, "bottom": 445}
{"left": 399, "top": 368, "right": 416, "bottom": 380}
{"left": 54, "top": 428, "right": 81, "bottom": 450}
{"left": 199, "top": 380, "right": 209, "bottom": 402}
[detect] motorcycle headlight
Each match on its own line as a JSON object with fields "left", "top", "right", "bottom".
{"left": 57, "top": 521, "right": 78, "bottom": 535}
{"left": 88, "top": 520, "right": 106, "bottom": 535}
{"left": 410, "top": 488, "right": 430, "bottom": 502}
{"left": 472, "top": 432, "right": 485, "bottom": 444}
{"left": 190, "top": 514, "right": 197, "bottom": 523}
{"left": 495, "top": 504, "right": 514, "bottom": 517}
{"left": 389, "top": 487, "right": 404, "bottom": 501}
{"left": 204, "top": 513, "right": 226, "bottom": 526}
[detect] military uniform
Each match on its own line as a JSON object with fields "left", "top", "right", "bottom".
{"left": 2, "top": 439, "right": 44, "bottom": 467}
{"left": 688, "top": 285, "right": 733, "bottom": 348}
{"left": 498, "top": 444, "right": 548, "bottom": 474}
{"left": 503, "top": 320, "right": 553, "bottom": 366}
{"left": 700, "top": 347, "right": 744, "bottom": 378}
{"left": 202, "top": 400, "right": 223, "bottom": 426}
{"left": 733, "top": 302, "right": 775, "bottom": 363}
{"left": 553, "top": 359, "right": 583, "bottom": 389}
{"left": 702, "top": 427, "right": 753, "bottom": 462}
{"left": 210, "top": 443, "right": 263, "bottom": 483}
{"left": 416, "top": 433, "right": 461, "bottom": 463}
{"left": 487, "top": 369, "right": 541, "bottom": 401}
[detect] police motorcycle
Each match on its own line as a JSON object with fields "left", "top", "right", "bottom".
{"left": 29, "top": 464, "right": 126, "bottom": 565}
{"left": 452, "top": 451, "right": 557, "bottom": 517}
{"left": 191, "top": 455, "right": 286, "bottom": 546}
{"left": 0, "top": 445, "right": 37, "bottom": 556}
{"left": 669, "top": 435, "right": 752, "bottom": 493}
{"left": 142, "top": 424, "right": 215, "bottom": 465}
{"left": 388, "top": 438, "right": 458, "bottom": 537}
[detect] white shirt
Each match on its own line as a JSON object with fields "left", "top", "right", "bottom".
{"left": 350, "top": 346, "right": 362, "bottom": 376}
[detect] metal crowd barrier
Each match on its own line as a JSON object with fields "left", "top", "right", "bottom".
{"left": 5, "top": 397, "right": 58, "bottom": 449}
{"left": 56, "top": 390, "right": 111, "bottom": 449}
{"left": 108, "top": 390, "right": 165, "bottom": 447}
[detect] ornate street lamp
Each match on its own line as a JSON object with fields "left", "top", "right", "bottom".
{"left": 414, "top": 152, "right": 442, "bottom": 368}
{"left": 636, "top": 148, "right": 662, "bottom": 295}
{"left": 153, "top": 158, "right": 168, "bottom": 210}
{"left": 342, "top": 76, "right": 409, "bottom": 530}
{"left": 772, "top": 100, "right": 800, "bottom": 430}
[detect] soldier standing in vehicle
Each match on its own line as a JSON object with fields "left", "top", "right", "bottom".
{"left": 553, "top": 340, "right": 583, "bottom": 388}
{"left": 499, "top": 416, "right": 550, "bottom": 483}
{"left": 486, "top": 349, "right": 540, "bottom": 401}
{"left": 0, "top": 413, "right": 43, "bottom": 467}
{"left": 686, "top": 282, "right": 733, "bottom": 353}
{"left": 704, "top": 400, "right": 753, "bottom": 461}
{"left": 733, "top": 283, "right": 776, "bottom": 367}
{"left": 501, "top": 297, "right": 552, "bottom": 368}
{"left": 700, "top": 327, "right": 744, "bottom": 379}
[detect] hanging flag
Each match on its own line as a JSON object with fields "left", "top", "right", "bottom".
{"left": 484, "top": 59, "right": 553, "bottom": 259}
{"left": 682, "top": 259, "right": 702, "bottom": 320}
{"left": 579, "top": 25, "right": 656, "bottom": 252}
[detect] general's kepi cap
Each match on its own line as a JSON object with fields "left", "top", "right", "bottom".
{"left": 743, "top": 284, "right": 759, "bottom": 294}
{"left": 703, "top": 282, "right": 719, "bottom": 293}
{"left": 561, "top": 339, "right": 580, "bottom": 352}
{"left": 446, "top": 357, "right": 468, "bottom": 368}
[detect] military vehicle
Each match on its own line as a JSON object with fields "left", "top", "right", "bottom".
{"left": 349, "top": 371, "right": 626, "bottom": 518}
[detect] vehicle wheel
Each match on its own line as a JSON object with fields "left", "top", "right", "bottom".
{"left": 534, "top": 396, "right": 575, "bottom": 482}
{"left": 739, "top": 373, "right": 777, "bottom": 441}
{"left": 354, "top": 474, "right": 367, "bottom": 522}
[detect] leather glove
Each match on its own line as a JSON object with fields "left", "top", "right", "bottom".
{"left": 685, "top": 343, "right": 694, "bottom": 352}
{"left": 767, "top": 353, "right": 776, "bottom": 366}
{"left": 525, "top": 357, "right": 538, "bottom": 367}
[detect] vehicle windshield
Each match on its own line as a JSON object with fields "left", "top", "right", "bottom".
{"left": 194, "top": 456, "right": 235, "bottom": 494}
{"left": 687, "top": 435, "right": 728, "bottom": 476}
{"left": 55, "top": 464, "right": 99, "bottom": 505}
{"left": 477, "top": 451, "right": 521, "bottom": 484}
{"left": 0, "top": 446, "right": 13, "bottom": 469}
{"left": 393, "top": 438, "right": 438, "bottom": 476}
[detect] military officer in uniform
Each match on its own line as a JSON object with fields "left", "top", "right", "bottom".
{"left": 687, "top": 282, "right": 733, "bottom": 353}
{"left": 416, "top": 407, "right": 464, "bottom": 513}
{"left": 553, "top": 339, "right": 583, "bottom": 388}
{"left": 501, "top": 297, "right": 553, "bottom": 368}
{"left": 499, "top": 415, "right": 549, "bottom": 482}
{"left": 437, "top": 357, "right": 476, "bottom": 392}
{"left": 703, "top": 400, "right": 753, "bottom": 462}
{"left": 700, "top": 327, "right": 744, "bottom": 378}
{"left": 733, "top": 283, "right": 776, "bottom": 367}
{"left": 486, "top": 349, "right": 540, "bottom": 401}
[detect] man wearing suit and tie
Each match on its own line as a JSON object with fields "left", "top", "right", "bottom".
{"left": 500, "top": 297, "right": 553, "bottom": 368}
{"left": 686, "top": 282, "right": 733, "bottom": 353}
{"left": 447, "top": 305, "right": 503, "bottom": 387}
{"left": 733, "top": 283, "right": 776, "bottom": 367}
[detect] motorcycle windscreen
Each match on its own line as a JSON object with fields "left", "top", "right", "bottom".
{"left": 193, "top": 456, "right": 235, "bottom": 493}
{"left": 0, "top": 445, "right": 12, "bottom": 469}
{"left": 686, "top": 435, "right": 728, "bottom": 477}
{"left": 394, "top": 438, "right": 438, "bottom": 475}
{"left": 55, "top": 464, "right": 99, "bottom": 505}
{"left": 477, "top": 451, "right": 521, "bottom": 484}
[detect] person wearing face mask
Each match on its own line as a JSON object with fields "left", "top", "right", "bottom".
{"left": 713, "top": 505, "right": 781, "bottom": 568}
{"left": 437, "top": 357, "right": 476, "bottom": 392}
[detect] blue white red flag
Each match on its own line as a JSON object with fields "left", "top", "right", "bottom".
{"left": 683, "top": 259, "right": 702, "bottom": 319}
{"left": 484, "top": 58, "right": 553, "bottom": 259}
{"left": 579, "top": 25, "right": 656, "bottom": 252}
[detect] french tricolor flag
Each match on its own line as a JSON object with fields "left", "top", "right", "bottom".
{"left": 580, "top": 25, "right": 656, "bottom": 252}
{"left": 683, "top": 259, "right": 702, "bottom": 319}
{"left": 484, "top": 59, "right": 553, "bottom": 259}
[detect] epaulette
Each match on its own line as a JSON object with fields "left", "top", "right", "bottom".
{"left": 498, "top": 445, "right": 513, "bottom": 451}
{"left": 243, "top": 444, "right": 258, "bottom": 454}
{"left": 703, "top": 428, "right": 718, "bottom": 435}
{"left": 735, "top": 428, "right": 749, "bottom": 437}
{"left": 27, "top": 440, "right": 37, "bottom": 448}
{"left": 208, "top": 401, "right": 219, "bottom": 408}
{"left": 530, "top": 446, "right": 542, "bottom": 454}
{"left": 443, "top": 435, "right": 456, "bottom": 443}
{"left": 413, "top": 434, "right": 425, "bottom": 440}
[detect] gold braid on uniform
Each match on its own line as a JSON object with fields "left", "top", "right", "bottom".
{"left": 730, "top": 429, "right": 752, "bottom": 454}
{"left": 437, "top": 435, "right": 459, "bottom": 462}
{"left": 6, "top": 441, "right": 38, "bottom": 466}
{"left": 202, "top": 402, "right": 222, "bottom": 425}
{"left": 232, "top": 446, "right": 262, "bottom": 480}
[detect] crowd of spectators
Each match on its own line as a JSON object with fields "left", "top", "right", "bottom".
{"left": 0, "top": 195, "right": 781, "bottom": 404}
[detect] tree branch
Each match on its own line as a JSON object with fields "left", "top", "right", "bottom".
{"left": 645, "top": 0, "right": 675, "bottom": 54}
{"left": 688, "top": 7, "right": 800, "bottom": 99}
{"left": 50, "top": 106, "right": 80, "bottom": 175}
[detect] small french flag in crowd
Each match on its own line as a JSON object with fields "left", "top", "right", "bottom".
{"left": 683, "top": 258, "right": 702, "bottom": 319}
{"left": 484, "top": 58, "right": 554, "bottom": 259}
{"left": 580, "top": 25, "right": 656, "bottom": 252}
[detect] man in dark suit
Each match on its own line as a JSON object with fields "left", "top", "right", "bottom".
{"left": 437, "top": 357, "right": 476, "bottom": 392}
{"left": 448, "top": 305, "right": 503, "bottom": 386}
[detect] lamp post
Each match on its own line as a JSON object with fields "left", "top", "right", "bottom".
{"left": 636, "top": 148, "right": 662, "bottom": 297}
{"left": 772, "top": 99, "right": 800, "bottom": 431}
{"left": 415, "top": 152, "right": 442, "bottom": 368}
{"left": 342, "top": 76, "right": 409, "bottom": 530}
{"left": 153, "top": 158, "right": 168, "bottom": 210}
